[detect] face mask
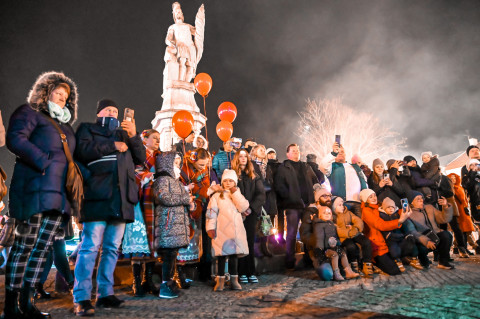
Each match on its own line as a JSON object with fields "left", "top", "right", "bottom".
{"left": 97, "top": 117, "right": 120, "bottom": 131}
{"left": 48, "top": 101, "right": 71, "bottom": 123}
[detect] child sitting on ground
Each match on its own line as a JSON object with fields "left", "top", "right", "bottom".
{"left": 378, "top": 197, "right": 423, "bottom": 271}
{"left": 301, "top": 205, "right": 360, "bottom": 281}
{"left": 206, "top": 169, "right": 250, "bottom": 292}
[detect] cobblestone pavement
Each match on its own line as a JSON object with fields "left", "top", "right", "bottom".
{"left": 1, "top": 255, "right": 480, "bottom": 319}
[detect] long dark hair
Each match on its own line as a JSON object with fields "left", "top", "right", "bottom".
{"left": 231, "top": 149, "right": 256, "bottom": 179}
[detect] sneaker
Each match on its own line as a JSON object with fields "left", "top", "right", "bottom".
{"left": 248, "top": 275, "right": 259, "bottom": 283}
{"left": 74, "top": 300, "right": 95, "bottom": 316}
{"left": 409, "top": 258, "right": 424, "bottom": 270}
{"left": 395, "top": 259, "right": 405, "bottom": 272}
{"left": 159, "top": 282, "right": 179, "bottom": 299}
{"left": 438, "top": 262, "right": 455, "bottom": 270}
{"left": 458, "top": 247, "right": 470, "bottom": 258}
{"left": 95, "top": 295, "right": 124, "bottom": 309}
{"left": 239, "top": 275, "right": 248, "bottom": 283}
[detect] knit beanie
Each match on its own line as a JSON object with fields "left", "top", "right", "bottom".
{"left": 97, "top": 99, "right": 118, "bottom": 114}
{"left": 421, "top": 151, "right": 433, "bottom": 159}
{"left": 331, "top": 196, "right": 344, "bottom": 213}
{"left": 266, "top": 148, "right": 276, "bottom": 155}
{"left": 221, "top": 169, "right": 238, "bottom": 185}
{"left": 372, "top": 158, "right": 384, "bottom": 169}
{"left": 314, "top": 186, "right": 330, "bottom": 202}
{"left": 403, "top": 155, "right": 416, "bottom": 163}
{"left": 467, "top": 159, "right": 480, "bottom": 171}
{"left": 306, "top": 154, "right": 317, "bottom": 163}
{"left": 466, "top": 145, "right": 480, "bottom": 157}
{"left": 386, "top": 159, "right": 396, "bottom": 170}
{"left": 381, "top": 197, "right": 396, "bottom": 211}
{"left": 359, "top": 189, "right": 375, "bottom": 203}
{"left": 351, "top": 154, "right": 361, "bottom": 165}
{"left": 407, "top": 190, "right": 423, "bottom": 204}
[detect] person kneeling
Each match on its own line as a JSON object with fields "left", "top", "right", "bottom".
{"left": 301, "top": 205, "right": 360, "bottom": 281}
{"left": 206, "top": 169, "right": 250, "bottom": 291}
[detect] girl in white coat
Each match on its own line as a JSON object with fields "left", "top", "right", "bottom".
{"left": 206, "top": 169, "right": 250, "bottom": 291}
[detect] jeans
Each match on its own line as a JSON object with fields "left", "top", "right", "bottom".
{"left": 73, "top": 221, "right": 126, "bottom": 303}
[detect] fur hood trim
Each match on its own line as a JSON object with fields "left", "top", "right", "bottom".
{"left": 27, "top": 71, "right": 78, "bottom": 124}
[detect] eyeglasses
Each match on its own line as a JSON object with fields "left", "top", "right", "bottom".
{"left": 320, "top": 194, "right": 332, "bottom": 198}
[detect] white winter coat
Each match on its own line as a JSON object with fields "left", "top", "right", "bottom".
{"left": 206, "top": 190, "right": 250, "bottom": 257}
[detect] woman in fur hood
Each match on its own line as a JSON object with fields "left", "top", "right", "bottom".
{"left": 4, "top": 71, "right": 78, "bottom": 319}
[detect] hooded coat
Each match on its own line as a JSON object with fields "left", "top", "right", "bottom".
{"left": 153, "top": 152, "right": 191, "bottom": 250}
{"left": 7, "top": 71, "right": 78, "bottom": 220}
{"left": 447, "top": 173, "right": 474, "bottom": 232}
{"left": 300, "top": 207, "right": 341, "bottom": 251}
{"left": 206, "top": 188, "right": 250, "bottom": 257}
{"left": 334, "top": 206, "right": 364, "bottom": 242}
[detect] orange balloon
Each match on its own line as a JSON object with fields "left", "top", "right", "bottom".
{"left": 172, "top": 110, "right": 194, "bottom": 139}
{"left": 216, "top": 121, "right": 233, "bottom": 142}
{"left": 194, "top": 73, "right": 213, "bottom": 97}
{"left": 217, "top": 102, "right": 237, "bottom": 123}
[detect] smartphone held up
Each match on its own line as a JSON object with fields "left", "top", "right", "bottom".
{"left": 124, "top": 108, "right": 135, "bottom": 122}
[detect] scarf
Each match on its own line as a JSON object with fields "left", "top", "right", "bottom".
{"left": 48, "top": 101, "right": 71, "bottom": 123}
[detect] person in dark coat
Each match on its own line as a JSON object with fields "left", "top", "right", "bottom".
{"left": 386, "top": 159, "right": 413, "bottom": 196}
{"left": 72, "top": 99, "right": 146, "bottom": 316}
{"left": 462, "top": 145, "right": 480, "bottom": 222}
{"left": 250, "top": 144, "right": 277, "bottom": 257}
{"left": 232, "top": 149, "right": 266, "bottom": 284}
{"left": 5, "top": 71, "right": 78, "bottom": 319}
{"left": 404, "top": 155, "right": 437, "bottom": 204}
{"left": 266, "top": 148, "right": 284, "bottom": 238}
{"left": 306, "top": 154, "right": 325, "bottom": 185}
{"left": 274, "top": 144, "right": 318, "bottom": 269}
{"left": 368, "top": 158, "right": 405, "bottom": 208}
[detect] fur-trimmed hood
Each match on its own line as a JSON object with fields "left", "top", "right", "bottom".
{"left": 156, "top": 151, "right": 182, "bottom": 178}
{"left": 27, "top": 71, "right": 78, "bottom": 124}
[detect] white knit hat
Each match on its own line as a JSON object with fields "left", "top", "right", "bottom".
{"left": 359, "top": 189, "right": 376, "bottom": 203}
{"left": 221, "top": 169, "right": 238, "bottom": 185}
{"left": 266, "top": 148, "right": 276, "bottom": 154}
{"left": 467, "top": 159, "right": 480, "bottom": 171}
{"left": 421, "top": 151, "right": 433, "bottom": 159}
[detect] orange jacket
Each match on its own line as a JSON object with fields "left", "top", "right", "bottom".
{"left": 361, "top": 202, "right": 399, "bottom": 258}
{"left": 448, "top": 173, "right": 475, "bottom": 232}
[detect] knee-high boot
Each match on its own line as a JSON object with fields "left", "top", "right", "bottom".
{"left": 19, "top": 281, "right": 51, "bottom": 319}
{"left": 132, "top": 263, "right": 145, "bottom": 297}
{"left": 1, "top": 288, "right": 23, "bottom": 319}
{"left": 142, "top": 262, "right": 159, "bottom": 295}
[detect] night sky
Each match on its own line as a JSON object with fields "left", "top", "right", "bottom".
{"left": 1, "top": 0, "right": 480, "bottom": 183}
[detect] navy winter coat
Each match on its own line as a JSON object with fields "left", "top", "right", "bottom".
{"left": 74, "top": 120, "right": 146, "bottom": 223}
{"left": 7, "top": 105, "right": 76, "bottom": 221}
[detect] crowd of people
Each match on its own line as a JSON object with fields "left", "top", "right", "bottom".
{"left": 0, "top": 71, "right": 479, "bottom": 318}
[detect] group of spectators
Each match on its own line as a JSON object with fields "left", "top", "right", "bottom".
{"left": 0, "top": 71, "right": 479, "bottom": 318}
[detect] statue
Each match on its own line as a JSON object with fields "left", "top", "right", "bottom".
{"left": 153, "top": 2, "right": 207, "bottom": 152}
{"left": 163, "top": 2, "right": 205, "bottom": 92}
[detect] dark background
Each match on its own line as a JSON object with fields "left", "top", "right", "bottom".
{"left": 1, "top": 0, "right": 480, "bottom": 191}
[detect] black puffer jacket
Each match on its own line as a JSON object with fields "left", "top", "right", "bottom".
{"left": 252, "top": 161, "right": 277, "bottom": 217}
{"left": 367, "top": 172, "right": 405, "bottom": 208}
{"left": 7, "top": 71, "right": 79, "bottom": 221}
{"left": 74, "top": 119, "right": 146, "bottom": 223}
{"left": 462, "top": 169, "right": 480, "bottom": 219}
{"left": 237, "top": 169, "right": 266, "bottom": 217}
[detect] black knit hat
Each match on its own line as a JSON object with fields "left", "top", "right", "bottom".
{"left": 306, "top": 154, "right": 317, "bottom": 163}
{"left": 466, "top": 145, "right": 479, "bottom": 157}
{"left": 96, "top": 99, "right": 118, "bottom": 114}
{"left": 403, "top": 155, "right": 416, "bottom": 163}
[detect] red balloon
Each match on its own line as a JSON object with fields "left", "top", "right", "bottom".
{"left": 194, "top": 73, "right": 212, "bottom": 97}
{"left": 216, "top": 121, "right": 233, "bottom": 142}
{"left": 217, "top": 102, "right": 237, "bottom": 123}
{"left": 172, "top": 110, "right": 194, "bottom": 139}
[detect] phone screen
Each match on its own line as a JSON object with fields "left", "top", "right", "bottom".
{"left": 335, "top": 135, "right": 341, "bottom": 145}
{"left": 124, "top": 108, "right": 134, "bottom": 122}
{"left": 400, "top": 198, "right": 408, "bottom": 210}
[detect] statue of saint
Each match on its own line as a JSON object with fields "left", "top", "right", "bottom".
{"left": 164, "top": 2, "right": 205, "bottom": 86}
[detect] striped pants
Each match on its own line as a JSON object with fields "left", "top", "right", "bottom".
{"left": 5, "top": 212, "right": 63, "bottom": 289}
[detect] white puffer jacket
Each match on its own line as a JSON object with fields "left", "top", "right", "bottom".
{"left": 206, "top": 190, "right": 250, "bottom": 257}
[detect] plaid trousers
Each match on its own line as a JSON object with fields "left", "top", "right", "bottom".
{"left": 5, "top": 212, "right": 63, "bottom": 289}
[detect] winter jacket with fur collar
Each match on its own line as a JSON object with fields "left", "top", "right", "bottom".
{"left": 7, "top": 72, "right": 78, "bottom": 220}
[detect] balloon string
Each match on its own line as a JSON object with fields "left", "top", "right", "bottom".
{"left": 183, "top": 140, "right": 192, "bottom": 184}
{"left": 203, "top": 95, "right": 210, "bottom": 155}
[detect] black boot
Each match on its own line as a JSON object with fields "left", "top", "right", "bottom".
{"left": 1, "top": 288, "right": 23, "bottom": 319}
{"left": 177, "top": 265, "right": 190, "bottom": 289}
{"left": 19, "top": 282, "right": 51, "bottom": 319}
{"left": 141, "top": 262, "right": 159, "bottom": 295}
{"left": 35, "top": 283, "right": 51, "bottom": 300}
{"left": 132, "top": 263, "right": 145, "bottom": 297}
{"left": 260, "top": 237, "right": 273, "bottom": 257}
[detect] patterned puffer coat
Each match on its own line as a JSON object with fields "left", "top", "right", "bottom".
{"left": 153, "top": 152, "right": 191, "bottom": 250}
